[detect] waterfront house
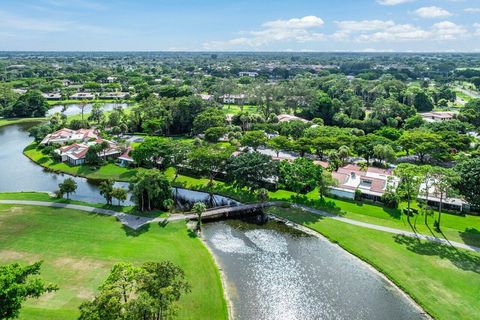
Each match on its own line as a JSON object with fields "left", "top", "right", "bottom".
{"left": 70, "top": 92, "right": 95, "bottom": 100}
{"left": 42, "top": 93, "right": 62, "bottom": 100}
{"left": 55, "top": 139, "right": 122, "bottom": 166}
{"left": 40, "top": 128, "right": 99, "bottom": 145}
{"left": 329, "top": 164, "right": 398, "bottom": 201}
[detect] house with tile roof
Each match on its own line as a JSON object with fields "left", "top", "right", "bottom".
{"left": 330, "top": 164, "right": 398, "bottom": 201}
{"left": 54, "top": 138, "right": 122, "bottom": 166}
{"left": 40, "top": 128, "right": 99, "bottom": 145}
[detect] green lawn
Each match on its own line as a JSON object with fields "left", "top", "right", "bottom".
{"left": 0, "top": 192, "right": 166, "bottom": 218}
{"left": 0, "top": 204, "right": 227, "bottom": 320}
{"left": 23, "top": 144, "right": 480, "bottom": 248}
{"left": 47, "top": 99, "right": 133, "bottom": 106}
{"left": 222, "top": 104, "right": 258, "bottom": 115}
{"left": 268, "top": 206, "right": 480, "bottom": 320}
{"left": 0, "top": 117, "right": 45, "bottom": 128}
{"left": 168, "top": 169, "right": 480, "bottom": 247}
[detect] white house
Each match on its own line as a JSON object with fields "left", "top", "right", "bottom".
{"left": 277, "top": 114, "right": 310, "bottom": 123}
{"left": 220, "top": 94, "right": 246, "bottom": 105}
{"left": 70, "top": 92, "right": 95, "bottom": 100}
{"left": 239, "top": 71, "right": 259, "bottom": 77}
{"left": 54, "top": 139, "right": 122, "bottom": 166}
{"left": 330, "top": 164, "right": 398, "bottom": 201}
{"left": 420, "top": 111, "right": 455, "bottom": 123}
{"left": 40, "top": 128, "right": 99, "bottom": 145}
{"left": 42, "top": 93, "right": 62, "bottom": 100}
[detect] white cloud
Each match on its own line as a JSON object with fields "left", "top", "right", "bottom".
{"left": 431, "top": 21, "right": 467, "bottom": 40}
{"left": 465, "top": 8, "right": 480, "bottom": 14}
{"left": 377, "top": 0, "right": 415, "bottom": 6}
{"left": 203, "top": 16, "right": 325, "bottom": 50}
{"left": 262, "top": 16, "right": 324, "bottom": 29}
{"left": 332, "top": 19, "right": 469, "bottom": 43}
{"left": 414, "top": 6, "right": 452, "bottom": 18}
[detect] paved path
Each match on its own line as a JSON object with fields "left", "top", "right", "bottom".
{"left": 290, "top": 204, "right": 480, "bottom": 253}
{"left": 0, "top": 200, "right": 170, "bottom": 230}
{"left": 1, "top": 200, "right": 479, "bottom": 252}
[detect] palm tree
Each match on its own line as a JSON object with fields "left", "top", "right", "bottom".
{"left": 163, "top": 199, "right": 174, "bottom": 215}
{"left": 192, "top": 202, "right": 206, "bottom": 232}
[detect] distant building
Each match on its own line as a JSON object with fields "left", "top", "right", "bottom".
{"left": 99, "top": 92, "right": 129, "bottom": 99}
{"left": 42, "top": 93, "right": 62, "bottom": 100}
{"left": 420, "top": 111, "right": 455, "bottom": 122}
{"left": 118, "top": 147, "right": 134, "bottom": 167}
{"left": 12, "top": 88, "right": 27, "bottom": 95}
{"left": 418, "top": 178, "right": 469, "bottom": 212}
{"left": 330, "top": 164, "right": 398, "bottom": 201}
{"left": 106, "top": 76, "right": 117, "bottom": 83}
{"left": 239, "top": 71, "right": 259, "bottom": 77}
{"left": 277, "top": 114, "right": 310, "bottom": 123}
{"left": 199, "top": 93, "right": 214, "bottom": 102}
{"left": 70, "top": 92, "right": 95, "bottom": 100}
{"left": 220, "top": 94, "right": 246, "bottom": 105}
{"left": 61, "top": 79, "right": 73, "bottom": 87}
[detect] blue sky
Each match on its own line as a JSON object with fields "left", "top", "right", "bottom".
{"left": 0, "top": 0, "right": 479, "bottom": 51}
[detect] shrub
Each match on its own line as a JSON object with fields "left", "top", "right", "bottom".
{"left": 381, "top": 189, "right": 400, "bottom": 208}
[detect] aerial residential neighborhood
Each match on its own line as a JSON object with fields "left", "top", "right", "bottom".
{"left": 0, "top": 1, "right": 479, "bottom": 320}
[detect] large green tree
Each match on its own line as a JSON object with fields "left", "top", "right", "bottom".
{"left": 226, "top": 152, "right": 277, "bottom": 190}
{"left": 79, "top": 261, "right": 190, "bottom": 320}
{"left": 454, "top": 158, "right": 480, "bottom": 207}
{"left": 0, "top": 261, "right": 57, "bottom": 320}
{"left": 188, "top": 146, "right": 232, "bottom": 186}
{"left": 129, "top": 169, "right": 172, "bottom": 212}
{"left": 278, "top": 157, "right": 322, "bottom": 195}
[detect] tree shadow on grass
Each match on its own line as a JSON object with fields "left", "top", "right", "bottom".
{"left": 122, "top": 223, "right": 150, "bottom": 237}
{"left": 37, "top": 156, "right": 50, "bottom": 165}
{"left": 459, "top": 228, "right": 480, "bottom": 248}
{"left": 119, "top": 170, "right": 138, "bottom": 180}
{"left": 187, "top": 228, "right": 198, "bottom": 238}
{"left": 393, "top": 234, "right": 480, "bottom": 274}
{"left": 292, "top": 195, "right": 343, "bottom": 215}
{"left": 382, "top": 207, "right": 402, "bottom": 220}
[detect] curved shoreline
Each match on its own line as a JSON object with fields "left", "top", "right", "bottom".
{"left": 12, "top": 126, "right": 473, "bottom": 319}
{"left": 199, "top": 236, "right": 234, "bottom": 320}
{"left": 269, "top": 214, "right": 432, "bottom": 320}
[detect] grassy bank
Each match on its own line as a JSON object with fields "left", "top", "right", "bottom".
{"left": 23, "top": 142, "right": 480, "bottom": 247}
{"left": 0, "top": 117, "right": 45, "bottom": 128}
{"left": 268, "top": 206, "right": 480, "bottom": 320}
{"left": 0, "top": 204, "right": 227, "bottom": 320}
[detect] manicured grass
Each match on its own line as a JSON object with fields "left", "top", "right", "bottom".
{"left": 222, "top": 104, "right": 258, "bottom": 115}
{"left": 268, "top": 206, "right": 480, "bottom": 320}
{"left": 0, "top": 192, "right": 166, "bottom": 218}
{"left": 168, "top": 168, "right": 480, "bottom": 247}
{"left": 47, "top": 99, "right": 133, "bottom": 106}
{"left": 0, "top": 117, "right": 45, "bottom": 128}
{"left": 23, "top": 144, "right": 480, "bottom": 247}
{"left": 0, "top": 204, "right": 227, "bottom": 320}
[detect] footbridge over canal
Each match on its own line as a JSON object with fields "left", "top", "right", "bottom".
{"left": 186, "top": 201, "right": 284, "bottom": 221}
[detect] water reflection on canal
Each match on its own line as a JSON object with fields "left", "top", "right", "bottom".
{"left": 203, "top": 219, "right": 426, "bottom": 320}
